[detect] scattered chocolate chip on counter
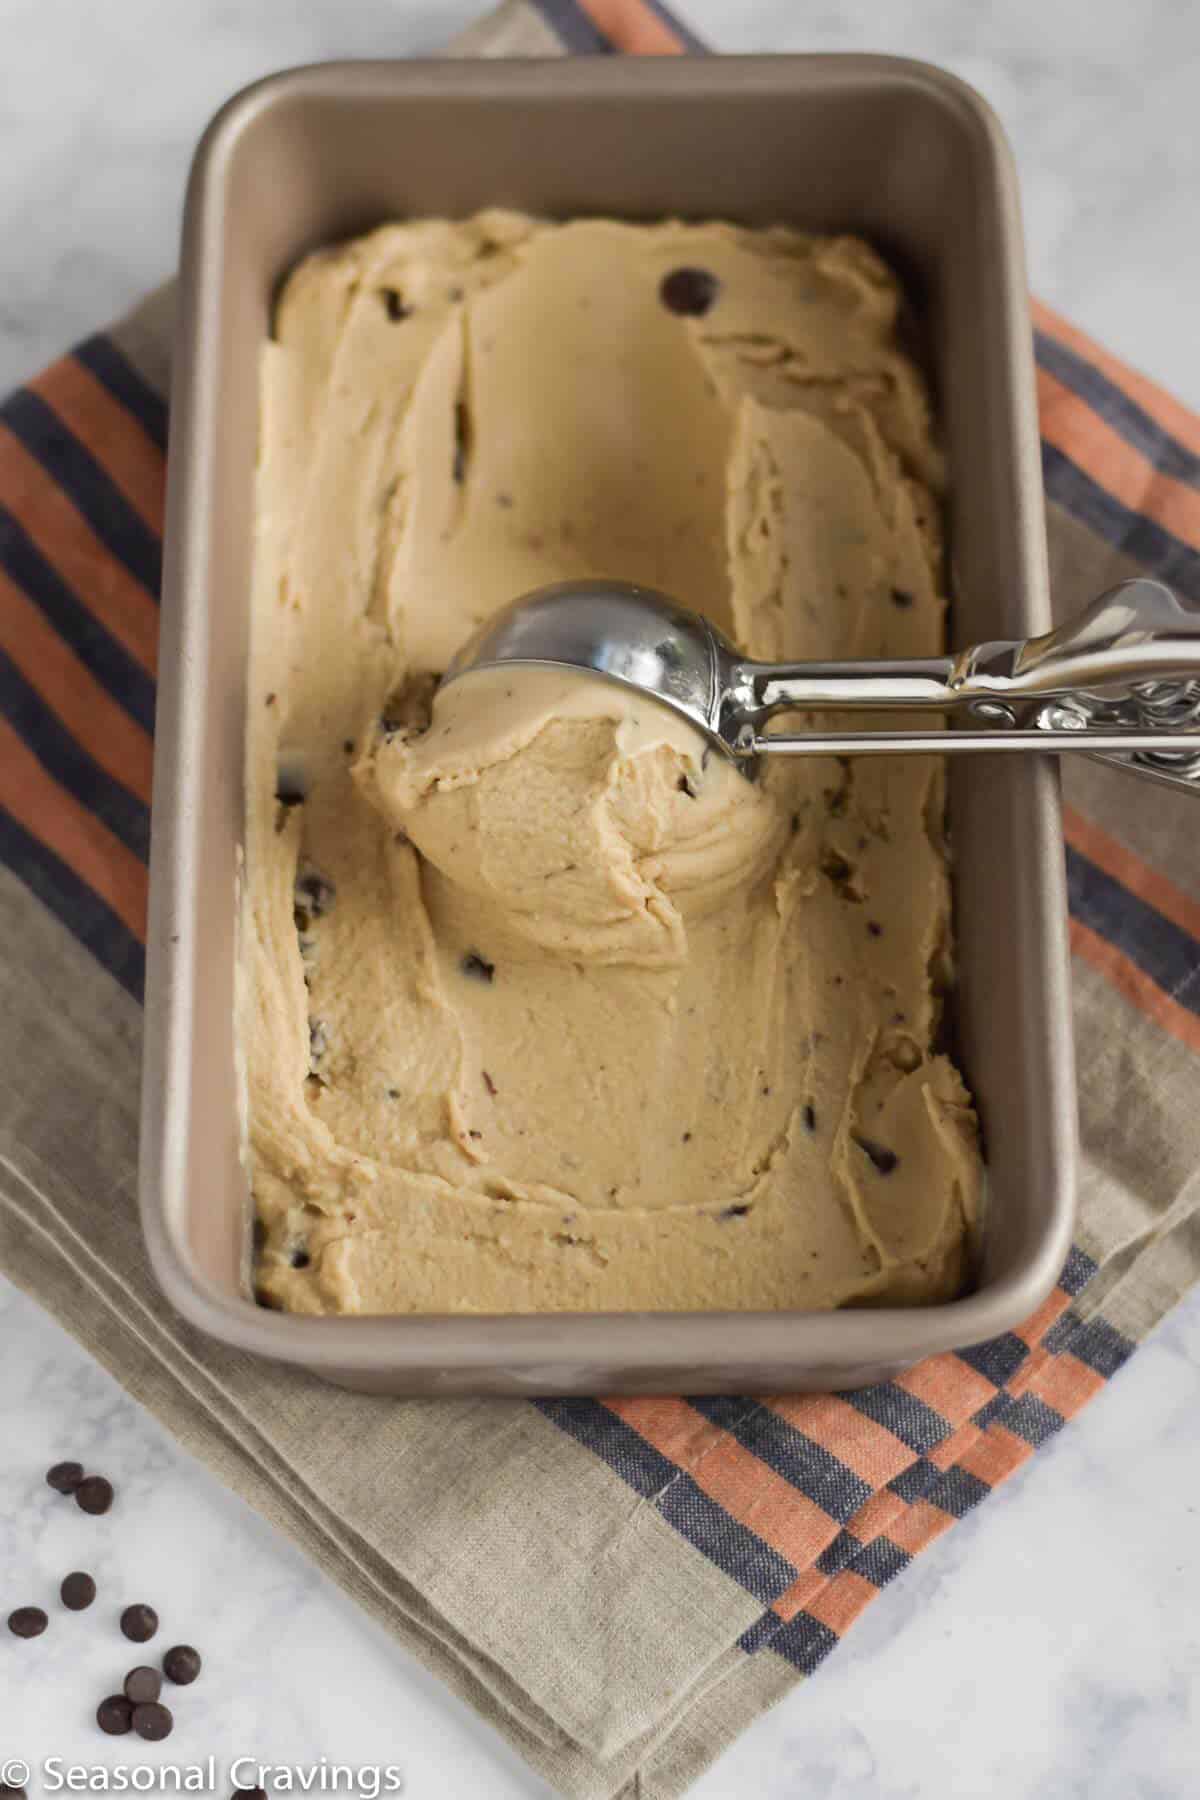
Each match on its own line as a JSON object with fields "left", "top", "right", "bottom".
{"left": 7, "top": 1605, "right": 48, "bottom": 1638}
{"left": 120, "top": 1602, "right": 159, "bottom": 1643}
{"left": 46, "top": 1459, "right": 84, "bottom": 1494}
{"left": 131, "top": 1700, "right": 174, "bottom": 1741}
{"left": 96, "top": 1694, "right": 134, "bottom": 1736}
{"left": 124, "top": 1665, "right": 163, "bottom": 1705}
{"left": 75, "top": 1474, "right": 115, "bottom": 1515}
{"left": 61, "top": 1570, "right": 97, "bottom": 1610}
{"left": 162, "top": 1643, "right": 202, "bottom": 1685}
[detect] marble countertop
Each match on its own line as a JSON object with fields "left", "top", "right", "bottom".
{"left": 2, "top": 2, "right": 1198, "bottom": 1795}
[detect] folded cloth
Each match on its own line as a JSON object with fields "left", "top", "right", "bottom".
{"left": 2, "top": 3, "right": 1199, "bottom": 1795}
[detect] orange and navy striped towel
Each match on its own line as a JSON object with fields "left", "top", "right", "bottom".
{"left": 1, "top": 4, "right": 1199, "bottom": 1797}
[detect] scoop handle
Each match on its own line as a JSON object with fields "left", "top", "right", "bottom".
{"left": 729, "top": 578, "right": 1200, "bottom": 793}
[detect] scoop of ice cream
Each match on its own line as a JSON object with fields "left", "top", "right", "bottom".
{"left": 357, "top": 667, "right": 787, "bottom": 967}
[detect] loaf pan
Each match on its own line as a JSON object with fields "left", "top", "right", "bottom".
{"left": 140, "top": 54, "right": 1077, "bottom": 1394}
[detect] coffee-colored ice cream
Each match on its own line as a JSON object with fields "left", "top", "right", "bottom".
{"left": 242, "top": 212, "right": 981, "bottom": 1316}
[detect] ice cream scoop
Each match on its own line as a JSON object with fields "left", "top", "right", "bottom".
{"left": 442, "top": 576, "right": 1200, "bottom": 792}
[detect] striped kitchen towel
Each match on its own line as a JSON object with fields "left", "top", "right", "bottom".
{"left": 1, "top": 2, "right": 1198, "bottom": 1796}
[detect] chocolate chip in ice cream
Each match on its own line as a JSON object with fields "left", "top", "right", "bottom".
{"left": 381, "top": 287, "right": 411, "bottom": 322}
{"left": 275, "top": 773, "right": 307, "bottom": 808}
{"left": 162, "top": 1643, "right": 202, "bottom": 1686}
{"left": 61, "top": 1570, "right": 97, "bottom": 1611}
{"left": 124, "top": 1666, "right": 162, "bottom": 1705}
{"left": 890, "top": 587, "right": 914, "bottom": 609}
{"left": 452, "top": 398, "right": 473, "bottom": 485}
{"left": 461, "top": 952, "right": 495, "bottom": 983}
{"left": 803, "top": 1103, "right": 818, "bottom": 1134}
{"left": 75, "top": 1475, "right": 114, "bottom": 1515}
{"left": 97, "top": 1695, "right": 134, "bottom": 1736}
{"left": 46, "top": 1459, "right": 84, "bottom": 1494}
{"left": 294, "top": 867, "right": 336, "bottom": 919}
{"left": 659, "top": 267, "right": 720, "bottom": 317}
{"left": 853, "top": 1134, "right": 899, "bottom": 1176}
{"left": 7, "top": 1605, "right": 48, "bottom": 1638}
{"left": 120, "top": 1603, "right": 159, "bottom": 1643}
{"left": 131, "top": 1701, "right": 173, "bottom": 1741}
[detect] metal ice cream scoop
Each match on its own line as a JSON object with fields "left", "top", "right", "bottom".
{"left": 441, "top": 576, "right": 1200, "bottom": 793}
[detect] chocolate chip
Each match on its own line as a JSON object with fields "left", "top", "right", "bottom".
{"left": 75, "top": 1474, "right": 114, "bottom": 1514}
{"left": 7, "top": 1606, "right": 48, "bottom": 1638}
{"left": 803, "top": 1103, "right": 817, "bottom": 1133}
{"left": 720, "top": 1203, "right": 751, "bottom": 1219}
{"left": 381, "top": 287, "right": 410, "bottom": 322}
{"left": 309, "top": 1019, "right": 328, "bottom": 1064}
{"left": 46, "top": 1459, "right": 84, "bottom": 1493}
{"left": 461, "top": 951, "right": 495, "bottom": 983}
{"left": 853, "top": 1134, "right": 899, "bottom": 1176}
{"left": 289, "top": 1248, "right": 311, "bottom": 1269}
{"left": 342, "top": 739, "right": 355, "bottom": 754}
{"left": 682, "top": 1130, "right": 692, "bottom": 1143}
{"left": 295, "top": 868, "right": 336, "bottom": 916}
{"left": 275, "top": 773, "right": 306, "bottom": 806}
{"left": 97, "top": 1694, "right": 134, "bottom": 1736}
{"left": 659, "top": 267, "right": 720, "bottom": 317}
{"left": 482, "top": 1069, "right": 497, "bottom": 1096}
{"left": 61, "top": 1570, "right": 97, "bottom": 1611}
{"left": 124, "top": 1665, "right": 162, "bottom": 1705}
{"left": 867, "top": 920, "right": 883, "bottom": 937}
{"left": 254, "top": 1285, "right": 282, "bottom": 1310}
{"left": 162, "top": 1644, "right": 202, "bottom": 1686}
{"left": 132, "top": 1701, "right": 173, "bottom": 1741}
{"left": 677, "top": 774, "right": 698, "bottom": 798}
{"left": 890, "top": 588, "right": 914, "bottom": 608}
{"left": 253, "top": 1216, "right": 267, "bottom": 1252}
{"left": 120, "top": 1603, "right": 159, "bottom": 1644}
{"left": 453, "top": 398, "right": 473, "bottom": 485}
{"left": 816, "top": 842, "right": 863, "bottom": 900}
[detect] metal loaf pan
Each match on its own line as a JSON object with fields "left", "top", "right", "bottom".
{"left": 140, "top": 55, "right": 1077, "bottom": 1394}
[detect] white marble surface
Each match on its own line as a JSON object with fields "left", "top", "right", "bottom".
{"left": 2, "top": 1, "right": 1199, "bottom": 1795}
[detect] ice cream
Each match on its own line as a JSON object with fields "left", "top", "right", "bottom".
{"left": 242, "top": 212, "right": 982, "bottom": 1315}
